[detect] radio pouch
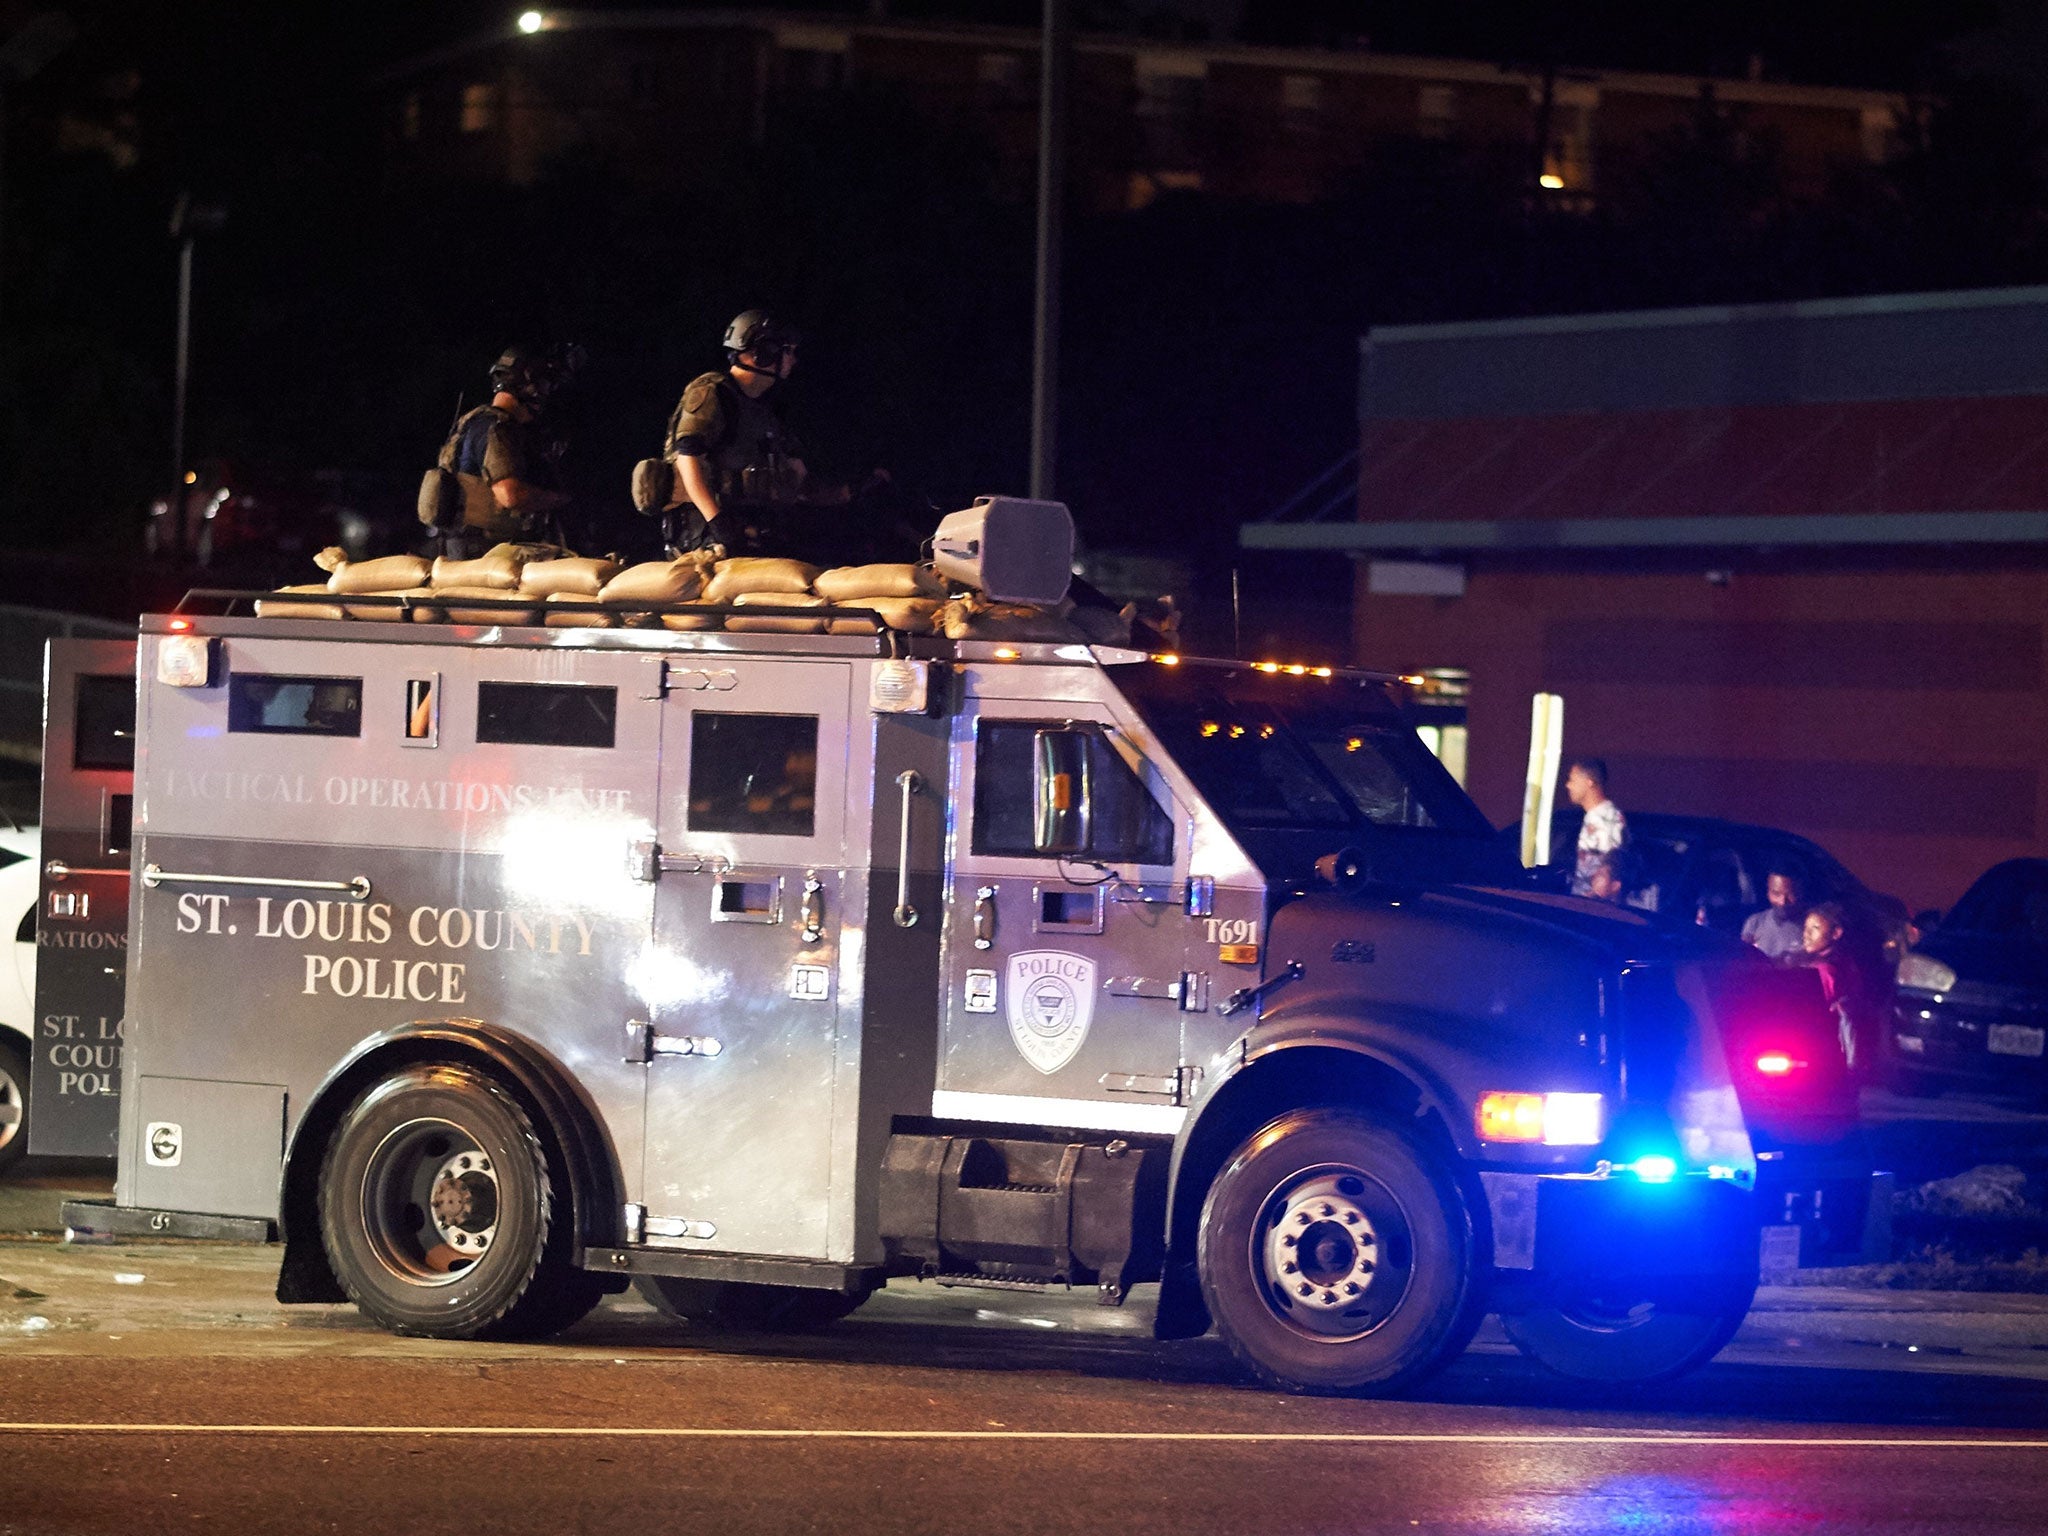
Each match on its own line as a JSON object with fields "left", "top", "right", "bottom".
{"left": 417, "top": 467, "right": 463, "bottom": 530}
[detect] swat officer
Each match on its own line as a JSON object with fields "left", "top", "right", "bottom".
{"left": 424, "top": 345, "right": 575, "bottom": 556}
{"left": 654, "top": 310, "right": 810, "bottom": 554}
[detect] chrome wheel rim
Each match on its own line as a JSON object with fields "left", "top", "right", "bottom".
{"left": 1251, "top": 1163, "right": 1414, "bottom": 1342}
{"left": 359, "top": 1117, "right": 502, "bottom": 1286}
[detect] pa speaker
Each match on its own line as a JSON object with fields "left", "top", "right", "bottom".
{"left": 931, "top": 497, "right": 1075, "bottom": 606}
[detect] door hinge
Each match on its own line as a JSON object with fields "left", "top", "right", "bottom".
{"left": 644, "top": 1216, "right": 718, "bottom": 1241}
{"left": 1178, "top": 971, "right": 1210, "bottom": 1013}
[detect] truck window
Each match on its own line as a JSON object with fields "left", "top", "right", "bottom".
{"left": 972, "top": 721, "right": 1174, "bottom": 864}
{"left": 73, "top": 673, "right": 137, "bottom": 770}
{"left": 688, "top": 712, "right": 818, "bottom": 836}
{"left": 475, "top": 682, "right": 617, "bottom": 749}
{"left": 227, "top": 674, "right": 363, "bottom": 737}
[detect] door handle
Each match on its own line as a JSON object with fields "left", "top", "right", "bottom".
{"left": 973, "top": 885, "right": 997, "bottom": 949}
{"left": 799, "top": 874, "right": 824, "bottom": 945}
{"left": 894, "top": 770, "right": 922, "bottom": 928}
{"left": 1103, "top": 975, "right": 1181, "bottom": 1000}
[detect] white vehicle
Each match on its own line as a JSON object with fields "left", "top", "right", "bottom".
{"left": 0, "top": 820, "right": 40, "bottom": 1174}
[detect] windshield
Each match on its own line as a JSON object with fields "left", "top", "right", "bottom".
{"left": 1947, "top": 862, "right": 2048, "bottom": 946}
{"left": 1111, "top": 661, "right": 1507, "bottom": 884}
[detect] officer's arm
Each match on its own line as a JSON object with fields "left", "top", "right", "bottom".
{"left": 483, "top": 425, "right": 569, "bottom": 513}
{"left": 491, "top": 476, "right": 569, "bottom": 513}
{"left": 674, "top": 455, "right": 730, "bottom": 542}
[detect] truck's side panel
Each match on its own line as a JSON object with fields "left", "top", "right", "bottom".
{"left": 120, "top": 631, "right": 659, "bottom": 1220}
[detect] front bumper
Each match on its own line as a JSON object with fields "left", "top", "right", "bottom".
{"left": 1482, "top": 1153, "right": 1889, "bottom": 1297}
{"left": 1893, "top": 997, "right": 2048, "bottom": 1092}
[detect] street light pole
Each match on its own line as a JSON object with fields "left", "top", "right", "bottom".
{"left": 169, "top": 228, "right": 198, "bottom": 559}
{"left": 167, "top": 193, "right": 224, "bottom": 564}
{"left": 1029, "top": 0, "right": 1069, "bottom": 501}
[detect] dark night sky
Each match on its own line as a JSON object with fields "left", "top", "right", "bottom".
{"left": 8, "top": 0, "right": 2048, "bottom": 635}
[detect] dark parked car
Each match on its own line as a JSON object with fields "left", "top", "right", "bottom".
{"left": 1890, "top": 859, "right": 2048, "bottom": 1099}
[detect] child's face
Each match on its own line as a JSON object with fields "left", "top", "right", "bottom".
{"left": 1802, "top": 912, "right": 1840, "bottom": 953}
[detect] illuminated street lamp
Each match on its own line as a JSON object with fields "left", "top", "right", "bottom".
{"left": 517, "top": 11, "right": 546, "bottom": 34}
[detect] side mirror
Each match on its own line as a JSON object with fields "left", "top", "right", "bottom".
{"left": 1033, "top": 727, "right": 1093, "bottom": 855}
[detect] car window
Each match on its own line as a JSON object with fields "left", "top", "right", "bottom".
{"left": 1948, "top": 864, "right": 2048, "bottom": 946}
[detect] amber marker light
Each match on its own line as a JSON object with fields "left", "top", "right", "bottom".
{"left": 167, "top": 618, "right": 192, "bottom": 632}
{"left": 993, "top": 647, "right": 1020, "bottom": 660}
{"left": 1477, "top": 1090, "right": 1603, "bottom": 1146}
{"left": 1152, "top": 653, "right": 1180, "bottom": 665}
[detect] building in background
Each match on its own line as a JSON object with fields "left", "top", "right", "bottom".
{"left": 1243, "top": 287, "right": 2048, "bottom": 911}
{"left": 377, "top": 10, "right": 1910, "bottom": 210}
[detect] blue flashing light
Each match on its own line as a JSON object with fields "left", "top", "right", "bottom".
{"left": 1628, "top": 1154, "right": 1679, "bottom": 1184}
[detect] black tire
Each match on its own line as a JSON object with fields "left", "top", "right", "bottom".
{"left": 1499, "top": 1277, "right": 1756, "bottom": 1385}
{"left": 0, "top": 1035, "right": 30, "bottom": 1177}
{"left": 1196, "top": 1111, "right": 1483, "bottom": 1396}
{"left": 318, "top": 1062, "right": 602, "bottom": 1340}
{"left": 634, "top": 1275, "right": 870, "bottom": 1333}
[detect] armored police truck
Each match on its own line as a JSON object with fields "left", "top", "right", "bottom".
{"left": 38, "top": 504, "right": 1884, "bottom": 1394}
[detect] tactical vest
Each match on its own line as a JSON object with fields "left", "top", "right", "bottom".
{"left": 437, "top": 405, "right": 552, "bottom": 542}
{"left": 667, "top": 374, "right": 802, "bottom": 507}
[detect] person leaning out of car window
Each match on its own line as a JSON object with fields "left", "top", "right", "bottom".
{"left": 1742, "top": 865, "right": 1810, "bottom": 962}
{"left": 1797, "top": 901, "right": 1883, "bottom": 1072}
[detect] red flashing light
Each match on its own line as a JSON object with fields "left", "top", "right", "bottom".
{"left": 1754, "top": 1052, "right": 1801, "bottom": 1075}
{"left": 168, "top": 618, "right": 192, "bottom": 632}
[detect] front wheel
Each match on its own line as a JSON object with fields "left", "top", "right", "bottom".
{"left": 635, "top": 1276, "right": 871, "bottom": 1333}
{"left": 1196, "top": 1111, "right": 1482, "bottom": 1396}
{"left": 0, "top": 1035, "right": 30, "bottom": 1176}
{"left": 319, "top": 1063, "right": 603, "bottom": 1339}
{"left": 1499, "top": 1278, "right": 1756, "bottom": 1384}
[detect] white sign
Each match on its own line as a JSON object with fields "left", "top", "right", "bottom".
{"left": 1005, "top": 950, "right": 1097, "bottom": 1075}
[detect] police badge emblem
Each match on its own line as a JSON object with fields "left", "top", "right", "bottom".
{"left": 1004, "top": 950, "right": 1097, "bottom": 1074}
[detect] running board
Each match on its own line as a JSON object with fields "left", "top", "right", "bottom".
{"left": 585, "top": 1247, "right": 885, "bottom": 1294}
{"left": 60, "top": 1199, "right": 273, "bottom": 1244}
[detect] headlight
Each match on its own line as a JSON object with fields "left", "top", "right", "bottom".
{"left": 1896, "top": 952, "right": 1958, "bottom": 994}
{"left": 1476, "top": 1090, "right": 1604, "bottom": 1146}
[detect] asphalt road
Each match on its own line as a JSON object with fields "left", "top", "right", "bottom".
{"left": 4, "top": 1244, "right": 2048, "bottom": 1536}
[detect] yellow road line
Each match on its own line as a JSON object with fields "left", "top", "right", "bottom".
{"left": 0, "top": 1424, "right": 2044, "bottom": 1448}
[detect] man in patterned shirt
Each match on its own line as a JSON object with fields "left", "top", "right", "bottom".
{"left": 1566, "top": 757, "right": 1627, "bottom": 898}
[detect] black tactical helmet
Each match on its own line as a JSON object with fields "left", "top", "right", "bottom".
{"left": 489, "top": 343, "right": 586, "bottom": 407}
{"left": 489, "top": 345, "right": 552, "bottom": 406}
{"left": 723, "top": 310, "right": 801, "bottom": 361}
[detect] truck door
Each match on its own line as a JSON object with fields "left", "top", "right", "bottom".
{"left": 937, "top": 696, "right": 1194, "bottom": 1131}
{"left": 31, "top": 638, "right": 137, "bottom": 1158}
{"left": 641, "top": 658, "right": 853, "bottom": 1259}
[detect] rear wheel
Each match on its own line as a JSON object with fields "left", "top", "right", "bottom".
{"left": 0, "top": 1035, "right": 30, "bottom": 1176}
{"left": 634, "top": 1276, "right": 871, "bottom": 1333}
{"left": 1196, "top": 1111, "right": 1482, "bottom": 1396}
{"left": 319, "top": 1063, "right": 603, "bottom": 1339}
{"left": 1499, "top": 1277, "right": 1756, "bottom": 1384}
